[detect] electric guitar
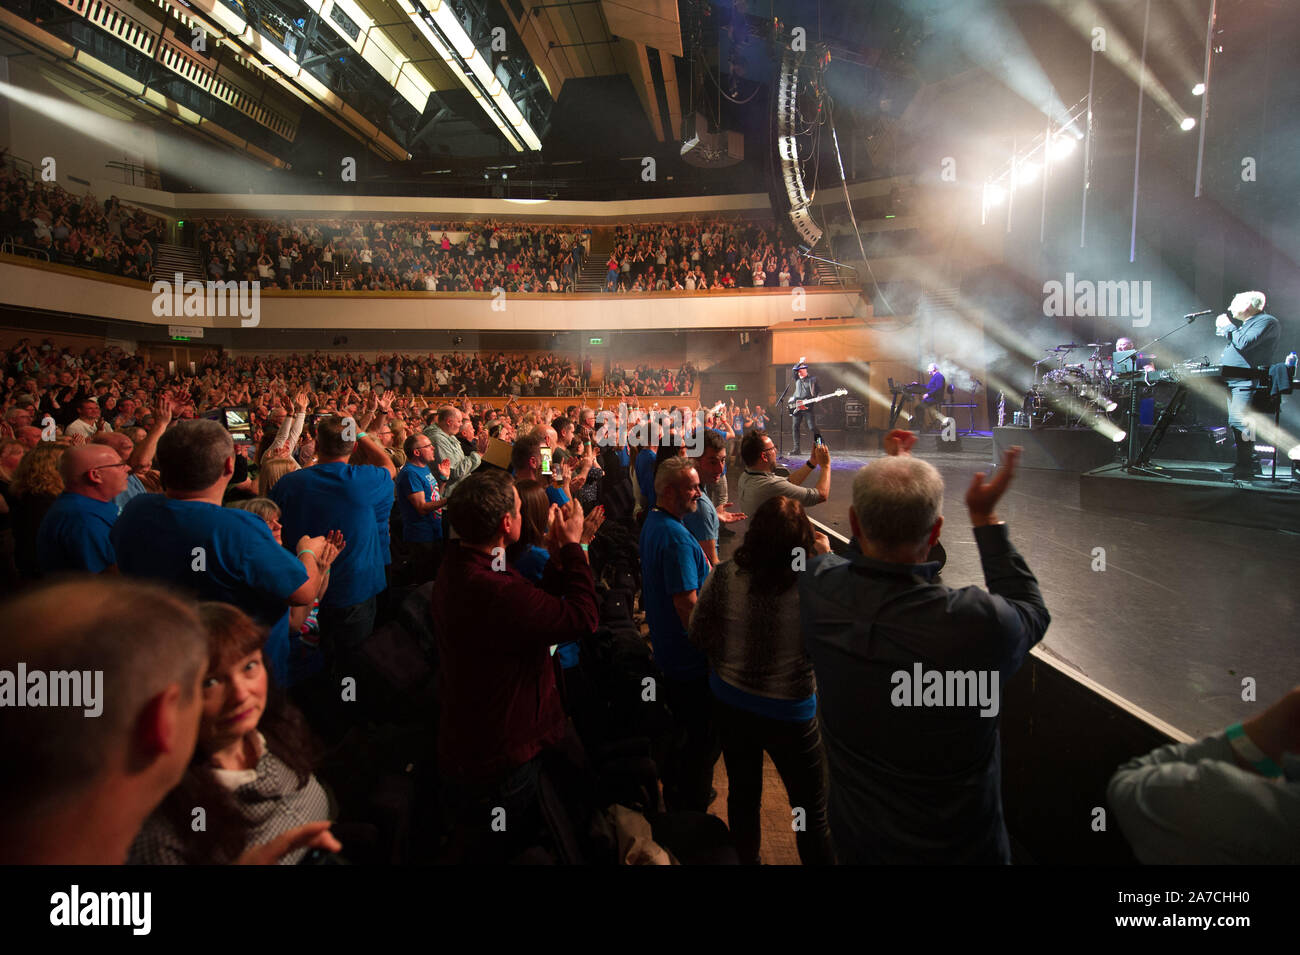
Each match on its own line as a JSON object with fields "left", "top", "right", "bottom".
{"left": 788, "top": 387, "right": 848, "bottom": 413}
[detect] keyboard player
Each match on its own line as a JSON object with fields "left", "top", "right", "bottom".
{"left": 1215, "top": 291, "right": 1280, "bottom": 478}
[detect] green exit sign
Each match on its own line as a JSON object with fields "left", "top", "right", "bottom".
{"left": 171, "top": 336, "right": 190, "bottom": 341}
{"left": 724, "top": 384, "right": 737, "bottom": 391}
{"left": 589, "top": 337, "right": 603, "bottom": 345}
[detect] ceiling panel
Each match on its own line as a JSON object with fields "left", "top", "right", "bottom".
{"left": 600, "top": 0, "right": 681, "bottom": 58}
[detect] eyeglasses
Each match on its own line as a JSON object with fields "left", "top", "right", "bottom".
{"left": 85, "top": 462, "right": 131, "bottom": 477}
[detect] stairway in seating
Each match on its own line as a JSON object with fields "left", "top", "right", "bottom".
{"left": 807, "top": 256, "right": 844, "bottom": 287}
{"left": 576, "top": 228, "right": 615, "bottom": 291}
{"left": 151, "top": 243, "right": 202, "bottom": 284}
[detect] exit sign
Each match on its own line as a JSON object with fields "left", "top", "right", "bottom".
{"left": 171, "top": 336, "right": 190, "bottom": 341}
{"left": 724, "top": 384, "right": 737, "bottom": 391}
{"left": 589, "top": 337, "right": 604, "bottom": 345}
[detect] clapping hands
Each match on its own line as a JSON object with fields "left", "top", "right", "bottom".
{"left": 966, "top": 446, "right": 1020, "bottom": 526}
{"left": 546, "top": 497, "right": 586, "bottom": 549}
{"left": 718, "top": 503, "right": 747, "bottom": 524}
{"left": 317, "top": 529, "right": 346, "bottom": 570}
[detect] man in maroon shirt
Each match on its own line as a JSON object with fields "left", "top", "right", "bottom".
{"left": 433, "top": 469, "right": 598, "bottom": 861}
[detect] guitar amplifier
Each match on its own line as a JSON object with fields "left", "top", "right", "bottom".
{"left": 817, "top": 395, "right": 846, "bottom": 429}
{"left": 844, "top": 397, "right": 865, "bottom": 430}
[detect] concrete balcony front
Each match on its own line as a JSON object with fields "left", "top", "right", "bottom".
{"left": 0, "top": 255, "right": 867, "bottom": 331}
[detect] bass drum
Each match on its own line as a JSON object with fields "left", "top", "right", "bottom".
{"left": 1022, "top": 388, "right": 1061, "bottom": 426}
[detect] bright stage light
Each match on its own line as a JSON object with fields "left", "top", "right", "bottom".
{"left": 1180, "top": 117, "right": 1197, "bottom": 131}
{"left": 1289, "top": 445, "right": 1300, "bottom": 461}
{"left": 1112, "top": 430, "right": 1127, "bottom": 443}
{"left": 1048, "top": 136, "right": 1077, "bottom": 161}
{"left": 985, "top": 184, "right": 1007, "bottom": 206}
{"left": 1192, "top": 83, "right": 1206, "bottom": 96}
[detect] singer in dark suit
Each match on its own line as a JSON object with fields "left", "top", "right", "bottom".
{"left": 791, "top": 359, "right": 818, "bottom": 456}
{"left": 1215, "top": 291, "right": 1280, "bottom": 478}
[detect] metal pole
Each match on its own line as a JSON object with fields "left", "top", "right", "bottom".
{"left": 1130, "top": 0, "right": 1151, "bottom": 264}
{"left": 1194, "top": 0, "right": 1218, "bottom": 198}
{"left": 1040, "top": 113, "right": 1050, "bottom": 243}
{"left": 1082, "top": 48, "right": 1095, "bottom": 248}
{"left": 1007, "top": 137, "right": 1016, "bottom": 234}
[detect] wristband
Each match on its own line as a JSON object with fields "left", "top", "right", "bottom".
{"left": 297, "top": 549, "right": 317, "bottom": 560}
{"left": 580, "top": 543, "right": 589, "bottom": 552}
{"left": 1225, "top": 722, "right": 1284, "bottom": 777}
{"left": 806, "top": 459, "right": 816, "bottom": 469}
{"left": 357, "top": 432, "right": 367, "bottom": 438}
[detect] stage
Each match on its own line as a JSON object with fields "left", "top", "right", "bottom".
{"left": 720, "top": 443, "right": 1300, "bottom": 740}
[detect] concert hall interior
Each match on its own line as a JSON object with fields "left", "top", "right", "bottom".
{"left": 0, "top": 0, "right": 1297, "bottom": 880}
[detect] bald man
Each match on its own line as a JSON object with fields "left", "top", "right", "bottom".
{"left": 93, "top": 431, "right": 150, "bottom": 513}
{"left": 35, "top": 444, "right": 129, "bottom": 575}
{"left": 0, "top": 578, "right": 207, "bottom": 864}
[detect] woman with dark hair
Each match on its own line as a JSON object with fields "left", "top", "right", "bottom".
{"left": 687, "top": 495, "right": 836, "bottom": 865}
{"left": 509, "top": 478, "right": 603, "bottom": 581}
{"left": 507, "top": 478, "right": 553, "bottom": 584}
{"left": 129, "top": 602, "right": 340, "bottom": 865}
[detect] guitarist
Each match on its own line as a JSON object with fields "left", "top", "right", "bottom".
{"left": 790, "top": 357, "right": 818, "bottom": 457}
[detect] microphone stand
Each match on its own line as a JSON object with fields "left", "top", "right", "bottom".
{"left": 1103, "top": 312, "right": 1210, "bottom": 474}
{"left": 1136, "top": 311, "right": 1209, "bottom": 357}
{"left": 776, "top": 373, "right": 794, "bottom": 458}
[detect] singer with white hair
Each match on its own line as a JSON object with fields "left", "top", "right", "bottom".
{"left": 920, "top": 363, "right": 946, "bottom": 432}
{"left": 1215, "top": 291, "right": 1280, "bottom": 478}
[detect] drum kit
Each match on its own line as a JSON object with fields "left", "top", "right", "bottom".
{"left": 1018, "top": 342, "right": 1129, "bottom": 427}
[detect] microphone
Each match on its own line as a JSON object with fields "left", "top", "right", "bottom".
{"left": 1086, "top": 342, "right": 1113, "bottom": 347}
{"left": 1183, "top": 309, "right": 1214, "bottom": 319}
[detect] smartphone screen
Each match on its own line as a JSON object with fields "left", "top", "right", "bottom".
{"left": 814, "top": 433, "right": 824, "bottom": 447}
{"left": 539, "top": 445, "right": 552, "bottom": 476}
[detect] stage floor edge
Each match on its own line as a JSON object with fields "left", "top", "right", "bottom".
{"left": 1079, "top": 461, "right": 1300, "bottom": 532}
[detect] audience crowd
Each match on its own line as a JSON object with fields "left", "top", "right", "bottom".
{"left": 2, "top": 165, "right": 816, "bottom": 297}
{"left": 603, "top": 219, "right": 813, "bottom": 293}
{"left": 194, "top": 216, "right": 589, "bottom": 292}
{"left": 2, "top": 337, "right": 1294, "bottom": 868}
{"left": 1, "top": 162, "right": 163, "bottom": 280}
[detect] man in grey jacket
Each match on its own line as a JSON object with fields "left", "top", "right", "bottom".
{"left": 424, "top": 404, "right": 488, "bottom": 491}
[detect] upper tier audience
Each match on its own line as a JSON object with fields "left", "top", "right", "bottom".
{"left": 1, "top": 163, "right": 162, "bottom": 279}
{"left": 2, "top": 164, "right": 815, "bottom": 296}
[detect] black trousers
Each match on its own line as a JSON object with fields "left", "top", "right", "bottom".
{"left": 714, "top": 700, "right": 836, "bottom": 865}
{"left": 317, "top": 596, "right": 376, "bottom": 676}
{"left": 791, "top": 407, "right": 817, "bottom": 453}
{"left": 661, "top": 676, "right": 721, "bottom": 813}
{"left": 442, "top": 757, "right": 542, "bottom": 865}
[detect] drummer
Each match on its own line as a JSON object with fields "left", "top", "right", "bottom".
{"left": 1113, "top": 337, "right": 1155, "bottom": 373}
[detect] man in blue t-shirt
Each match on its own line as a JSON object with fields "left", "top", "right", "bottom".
{"left": 396, "top": 434, "right": 450, "bottom": 584}
{"left": 111, "top": 420, "right": 322, "bottom": 689}
{"left": 633, "top": 443, "right": 658, "bottom": 520}
{"left": 639, "top": 456, "right": 716, "bottom": 812}
{"left": 272, "top": 415, "right": 395, "bottom": 672}
{"left": 683, "top": 431, "right": 746, "bottom": 566}
{"left": 37, "top": 445, "right": 127, "bottom": 575}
